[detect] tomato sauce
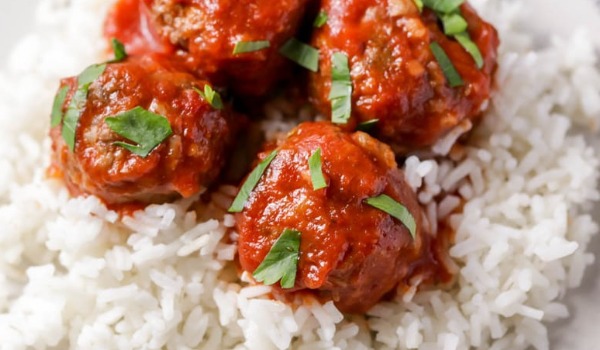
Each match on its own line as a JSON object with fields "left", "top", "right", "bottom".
{"left": 236, "top": 122, "right": 454, "bottom": 313}
{"left": 309, "top": 0, "right": 499, "bottom": 150}
{"left": 104, "top": 0, "right": 174, "bottom": 56}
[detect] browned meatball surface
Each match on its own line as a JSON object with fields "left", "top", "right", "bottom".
{"left": 309, "top": 0, "right": 499, "bottom": 149}
{"left": 106, "top": 0, "right": 309, "bottom": 96}
{"left": 50, "top": 54, "right": 238, "bottom": 205}
{"left": 236, "top": 122, "right": 449, "bottom": 313}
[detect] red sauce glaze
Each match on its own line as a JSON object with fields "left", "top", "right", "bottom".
{"left": 49, "top": 54, "right": 238, "bottom": 205}
{"left": 309, "top": 0, "right": 499, "bottom": 150}
{"left": 104, "top": 0, "right": 308, "bottom": 96}
{"left": 236, "top": 122, "right": 451, "bottom": 313}
{"left": 104, "top": 0, "right": 175, "bottom": 56}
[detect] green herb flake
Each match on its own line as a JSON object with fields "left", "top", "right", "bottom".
{"left": 356, "top": 119, "right": 379, "bottom": 132}
{"left": 313, "top": 11, "right": 328, "bottom": 28}
{"left": 365, "top": 194, "right": 417, "bottom": 239}
{"left": 233, "top": 40, "right": 270, "bottom": 55}
{"left": 61, "top": 93, "right": 85, "bottom": 151}
{"left": 329, "top": 52, "right": 353, "bottom": 124}
{"left": 308, "top": 148, "right": 327, "bottom": 190}
{"left": 110, "top": 38, "right": 128, "bottom": 63}
{"left": 105, "top": 106, "right": 173, "bottom": 157}
{"left": 454, "top": 32, "right": 484, "bottom": 69}
{"left": 279, "top": 38, "right": 320, "bottom": 72}
{"left": 194, "top": 85, "right": 224, "bottom": 110}
{"left": 50, "top": 85, "right": 69, "bottom": 128}
{"left": 441, "top": 12, "right": 468, "bottom": 36}
{"left": 228, "top": 150, "right": 278, "bottom": 213}
{"left": 422, "top": 0, "right": 465, "bottom": 14}
{"left": 78, "top": 64, "right": 107, "bottom": 86}
{"left": 253, "top": 228, "right": 301, "bottom": 289}
{"left": 62, "top": 63, "right": 107, "bottom": 151}
{"left": 412, "top": 0, "right": 424, "bottom": 12}
{"left": 429, "top": 42, "right": 464, "bottom": 88}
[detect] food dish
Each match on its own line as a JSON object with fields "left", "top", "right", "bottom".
{"left": 0, "top": 0, "right": 596, "bottom": 350}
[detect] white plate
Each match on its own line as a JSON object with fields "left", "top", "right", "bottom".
{"left": 0, "top": 1, "right": 38, "bottom": 66}
{"left": 0, "top": 1, "right": 599, "bottom": 349}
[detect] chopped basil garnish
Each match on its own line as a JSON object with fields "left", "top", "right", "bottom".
{"left": 229, "top": 150, "right": 278, "bottom": 213}
{"left": 233, "top": 40, "right": 270, "bottom": 54}
{"left": 422, "top": 0, "right": 464, "bottom": 13}
{"left": 78, "top": 64, "right": 107, "bottom": 87}
{"left": 412, "top": 0, "right": 424, "bottom": 12}
{"left": 454, "top": 32, "right": 484, "bottom": 69}
{"left": 313, "top": 11, "right": 328, "bottom": 28}
{"left": 356, "top": 119, "right": 379, "bottom": 132}
{"left": 110, "top": 38, "right": 127, "bottom": 63}
{"left": 365, "top": 194, "right": 417, "bottom": 239}
{"left": 105, "top": 106, "right": 173, "bottom": 157}
{"left": 308, "top": 148, "right": 327, "bottom": 190}
{"left": 441, "top": 12, "right": 468, "bottom": 35}
{"left": 279, "top": 38, "right": 319, "bottom": 72}
{"left": 329, "top": 52, "right": 352, "bottom": 124}
{"left": 50, "top": 85, "right": 69, "bottom": 128}
{"left": 421, "top": 1, "right": 483, "bottom": 71}
{"left": 56, "top": 41, "right": 128, "bottom": 145}
{"left": 62, "top": 63, "right": 107, "bottom": 151}
{"left": 194, "top": 85, "right": 223, "bottom": 110}
{"left": 430, "top": 42, "right": 463, "bottom": 88}
{"left": 253, "top": 228, "right": 301, "bottom": 289}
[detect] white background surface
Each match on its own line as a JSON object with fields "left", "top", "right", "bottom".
{"left": 0, "top": 1, "right": 599, "bottom": 349}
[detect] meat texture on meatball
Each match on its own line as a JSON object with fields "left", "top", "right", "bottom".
{"left": 236, "top": 122, "right": 447, "bottom": 313}
{"left": 50, "top": 54, "right": 238, "bottom": 205}
{"left": 106, "top": 0, "right": 309, "bottom": 96}
{"left": 309, "top": 0, "right": 499, "bottom": 149}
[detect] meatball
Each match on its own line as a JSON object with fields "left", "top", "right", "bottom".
{"left": 50, "top": 54, "right": 237, "bottom": 205}
{"left": 236, "top": 122, "right": 447, "bottom": 313}
{"left": 309, "top": 0, "right": 499, "bottom": 149}
{"left": 105, "top": 0, "right": 309, "bottom": 96}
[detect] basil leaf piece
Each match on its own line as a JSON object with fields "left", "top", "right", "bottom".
{"left": 441, "top": 12, "right": 468, "bottom": 35}
{"left": 429, "top": 42, "right": 464, "bottom": 88}
{"left": 279, "top": 38, "right": 319, "bottom": 72}
{"left": 412, "top": 0, "right": 424, "bottom": 12}
{"left": 110, "top": 38, "right": 128, "bottom": 63}
{"left": 61, "top": 88, "right": 87, "bottom": 151}
{"left": 356, "top": 119, "right": 379, "bottom": 132}
{"left": 233, "top": 40, "right": 270, "bottom": 54}
{"left": 313, "top": 11, "right": 328, "bottom": 28}
{"left": 62, "top": 63, "right": 107, "bottom": 151}
{"left": 454, "top": 32, "right": 484, "bottom": 69}
{"left": 329, "top": 52, "right": 352, "bottom": 124}
{"left": 51, "top": 85, "right": 69, "bottom": 128}
{"left": 422, "top": 0, "right": 465, "bottom": 14}
{"left": 194, "top": 85, "right": 224, "bottom": 110}
{"left": 105, "top": 106, "right": 173, "bottom": 157}
{"left": 78, "top": 64, "right": 107, "bottom": 86}
{"left": 253, "top": 228, "right": 301, "bottom": 289}
{"left": 228, "top": 150, "right": 278, "bottom": 213}
{"left": 308, "top": 148, "right": 327, "bottom": 190}
{"left": 365, "top": 194, "right": 417, "bottom": 239}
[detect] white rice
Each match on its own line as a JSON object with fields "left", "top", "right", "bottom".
{"left": 0, "top": 0, "right": 599, "bottom": 349}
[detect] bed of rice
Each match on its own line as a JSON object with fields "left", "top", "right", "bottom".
{"left": 0, "top": 0, "right": 599, "bottom": 349}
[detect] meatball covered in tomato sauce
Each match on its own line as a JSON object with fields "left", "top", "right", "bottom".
{"left": 105, "top": 0, "right": 309, "bottom": 96}
{"left": 236, "top": 122, "right": 448, "bottom": 313}
{"left": 309, "top": 0, "right": 499, "bottom": 149}
{"left": 50, "top": 54, "right": 237, "bottom": 205}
